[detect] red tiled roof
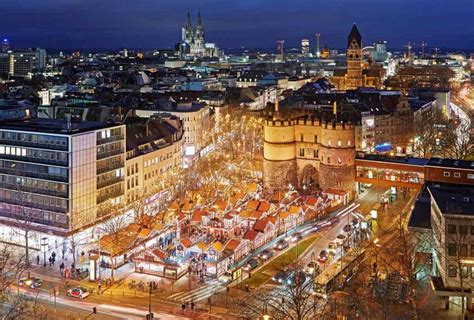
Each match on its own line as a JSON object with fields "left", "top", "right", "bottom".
{"left": 253, "top": 218, "right": 271, "bottom": 232}
{"left": 224, "top": 239, "right": 241, "bottom": 251}
{"left": 257, "top": 201, "right": 270, "bottom": 212}
{"left": 243, "top": 229, "right": 259, "bottom": 241}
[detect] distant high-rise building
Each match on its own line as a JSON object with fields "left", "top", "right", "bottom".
{"left": 2, "top": 38, "right": 9, "bottom": 52}
{"left": 301, "top": 39, "right": 310, "bottom": 56}
{"left": 315, "top": 33, "right": 321, "bottom": 57}
{"left": 372, "top": 40, "right": 389, "bottom": 62}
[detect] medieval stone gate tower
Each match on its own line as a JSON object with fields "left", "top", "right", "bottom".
{"left": 263, "top": 114, "right": 356, "bottom": 194}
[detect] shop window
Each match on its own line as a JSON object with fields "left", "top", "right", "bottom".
{"left": 443, "top": 171, "right": 450, "bottom": 177}
{"left": 454, "top": 172, "right": 461, "bottom": 178}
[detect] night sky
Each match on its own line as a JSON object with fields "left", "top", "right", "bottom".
{"left": 1, "top": 0, "right": 473, "bottom": 50}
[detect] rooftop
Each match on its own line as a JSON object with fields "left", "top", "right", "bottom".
{"left": 428, "top": 184, "right": 474, "bottom": 217}
{"left": 0, "top": 118, "right": 117, "bottom": 134}
{"left": 356, "top": 153, "right": 429, "bottom": 166}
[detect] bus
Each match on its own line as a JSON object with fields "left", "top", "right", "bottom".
{"left": 314, "top": 248, "right": 366, "bottom": 296}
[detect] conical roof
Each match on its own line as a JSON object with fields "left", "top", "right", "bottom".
{"left": 347, "top": 24, "right": 362, "bottom": 48}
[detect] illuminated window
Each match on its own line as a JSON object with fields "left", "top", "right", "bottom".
{"left": 454, "top": 172, "right": 461, "bottom": 178}
{"left": 337, "top": 140, "right": 341, "bottom": 147}
{"left": 443, "top": 172, "right": 450, "bottom": 177}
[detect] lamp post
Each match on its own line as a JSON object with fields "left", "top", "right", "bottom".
{"left": 40, "top": 237, "right": 48, "bottom": 267}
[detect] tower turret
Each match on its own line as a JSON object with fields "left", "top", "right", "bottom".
{"left": 346, "top": 24, "right": 363, "bottom": 89}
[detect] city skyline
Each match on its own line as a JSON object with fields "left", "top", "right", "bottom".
{"left": 1, "top": 0, "right": 473, "bottom": 50}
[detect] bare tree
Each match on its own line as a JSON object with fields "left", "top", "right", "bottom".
{"left": 234, "top": 268, "right": 322, "bottom": 320}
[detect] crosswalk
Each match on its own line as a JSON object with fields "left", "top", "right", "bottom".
{"left": 166, "top": 280, "right": 225, "bottom": 303}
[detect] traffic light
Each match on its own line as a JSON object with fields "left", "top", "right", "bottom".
{"left": 93, "top": 307, "right": 97, "bottom": 314}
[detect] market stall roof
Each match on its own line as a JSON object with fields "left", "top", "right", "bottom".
{"left": 246, "top": 200, "right": 260, "bottom": 211}
{"left": 224, "top": 239, "right": 241, "bottom": 252}
{"left": 211, "top": 241, "right": 224, "bottom": 252}
{"left": 239, "top": 209, "right": 252, "bottom": 219}
{"left": 257, "top": 201, "right": 271, "bottom": 212}
{"left": 270, "top": 191, "right": 286, "bottom": 203}
{"left": 243, "top": 229, "right": 259, "bottom": 241}
{"left": 249, "top": 210, "right": 264, "bottom": 220}
{"left": 305, "top": 196, "right": 319, "bottom": 206}
{"left": 288, "top": 205, "right": 301, "bottom": 214}
{"left": 214, "top": 200, "right": 228, "bottom": 211}
{"left": 137, "top": 228, "right": 151, "bottom": 238}
{"left": 195, "top": 242, "right": 208, "bottom": 251}
{"left": 247, "top": 182, "right": 258, "bottom": 193}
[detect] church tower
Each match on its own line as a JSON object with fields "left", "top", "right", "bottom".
{"left": 346, "top": 24, "right": 363, "bottom": 89}
{"left": 182, "top": 12, "right": 193, "bottom": 44}
{"left": 195, "top": 11, "right": 205, "bottom": 49}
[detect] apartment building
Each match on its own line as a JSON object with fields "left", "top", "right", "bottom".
{"left": 0, "top": 118, "right": 126, "bottom": 251}
{"left": 429, "top": 184, "right": 474, "bottom": 308}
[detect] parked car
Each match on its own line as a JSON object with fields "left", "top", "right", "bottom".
{"left": 304, "top": 262, "right": 319, "bottom": 275}
{"left": 334, "top": 234, "right": 347, "bottom": 246}
{"left": 218, "top": 272, "right": 232, "bottom": 284}
{"left": 274, "top": 239, "right": 289, "bottom": 250}
{"left": 67, "top": 287, "right": 90, "bottom": 299}
{"left": 318, "top": 250, "right": 328, "bottom": 263}
{"left": 351, "top": 218, "right": 360, "bottom": 228}
{"left": 290, "top": 232, "right": 303, "bottom": 243}
{"left": 243, "top": 258, "right": 259, "bottom": 272}
{"left": 19, "top": 277, "right": 42, "bottom": 288}
{"left": 327, "top": 241, "right": 338, "bottom": 254}
{"left": 258, "top": 249, "right": 274, "bottom": 261}
{"left": 272, "top": 270, "right": 291, "bottom": 284}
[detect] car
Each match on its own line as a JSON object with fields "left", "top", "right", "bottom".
{"left": 243, "top": 258, "right": 259, "bottom": 271}
{"left": 334, "top": 234, "right": 347, "bottom": 246}
{"left": 218, "top": 272, "right": 232, "bottom": 284}
{"left": 19, "top": 277, "right": 42, "bottom": 288}
{"left": 327, "top": 241, "right": 338, "bottom": 254}
{"left": 351, "top": 218, "right": 360, "bottom": 228}
{"left": 258, "top": 249, "right": 274, "bottom": 261}
{"left": 286, "top": 271, "right": 307, "bottom": 286}
{"left": 317, "top": 250, "right": 328, "bottom": 263}
{"left": 290, "top": 232, "right": 303, "bottom": 243}
{"left": 272, "top": 270, "right": 291, "bottom": 284}
{"left": 67, "top": 287, "right": 90, "bottom": 299}
{"left": 304, "top": 262, "right": 319, "bottom": 275}
{"left": 274, "top": 239, "right": 289, "bottom": 250}
{"left": 343, "top": 224, "right": 352, "bottom": 233}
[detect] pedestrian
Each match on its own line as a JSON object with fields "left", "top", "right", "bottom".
{"left": 36, "top": 255, "right": 40, "bottom": 265}
{"left": 49, "top": 256, "right": 52, "bottom": 266}
{"left": 191, "top": 300, "right": 195, "bottom": 311}
{"left": 98, "top": 283, "right": 102, "bottom": 295}
{"left": 181, "top": 302, "right": 186, "bottom": 313}
{"left": 52, "top": 251, "right": 56, "bottom": 260}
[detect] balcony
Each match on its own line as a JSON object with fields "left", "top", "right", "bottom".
{"left": 97, "top": 148, "right": 124, "bottom": 160}
{"left": 97, "top": 135, "right": 124, "bottom": 146}
{"left": 97, "top": 188, "right": 124, "bottom": 205}
{"left": 97, "top": 176, "right": 124, "bottom": 189}
{"left": 97, "top": 161, "right": 124, "bottom": 175}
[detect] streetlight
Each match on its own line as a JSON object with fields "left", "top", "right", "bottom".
{"left": 40, "top": 237, "right": 48, "bottom": 267}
